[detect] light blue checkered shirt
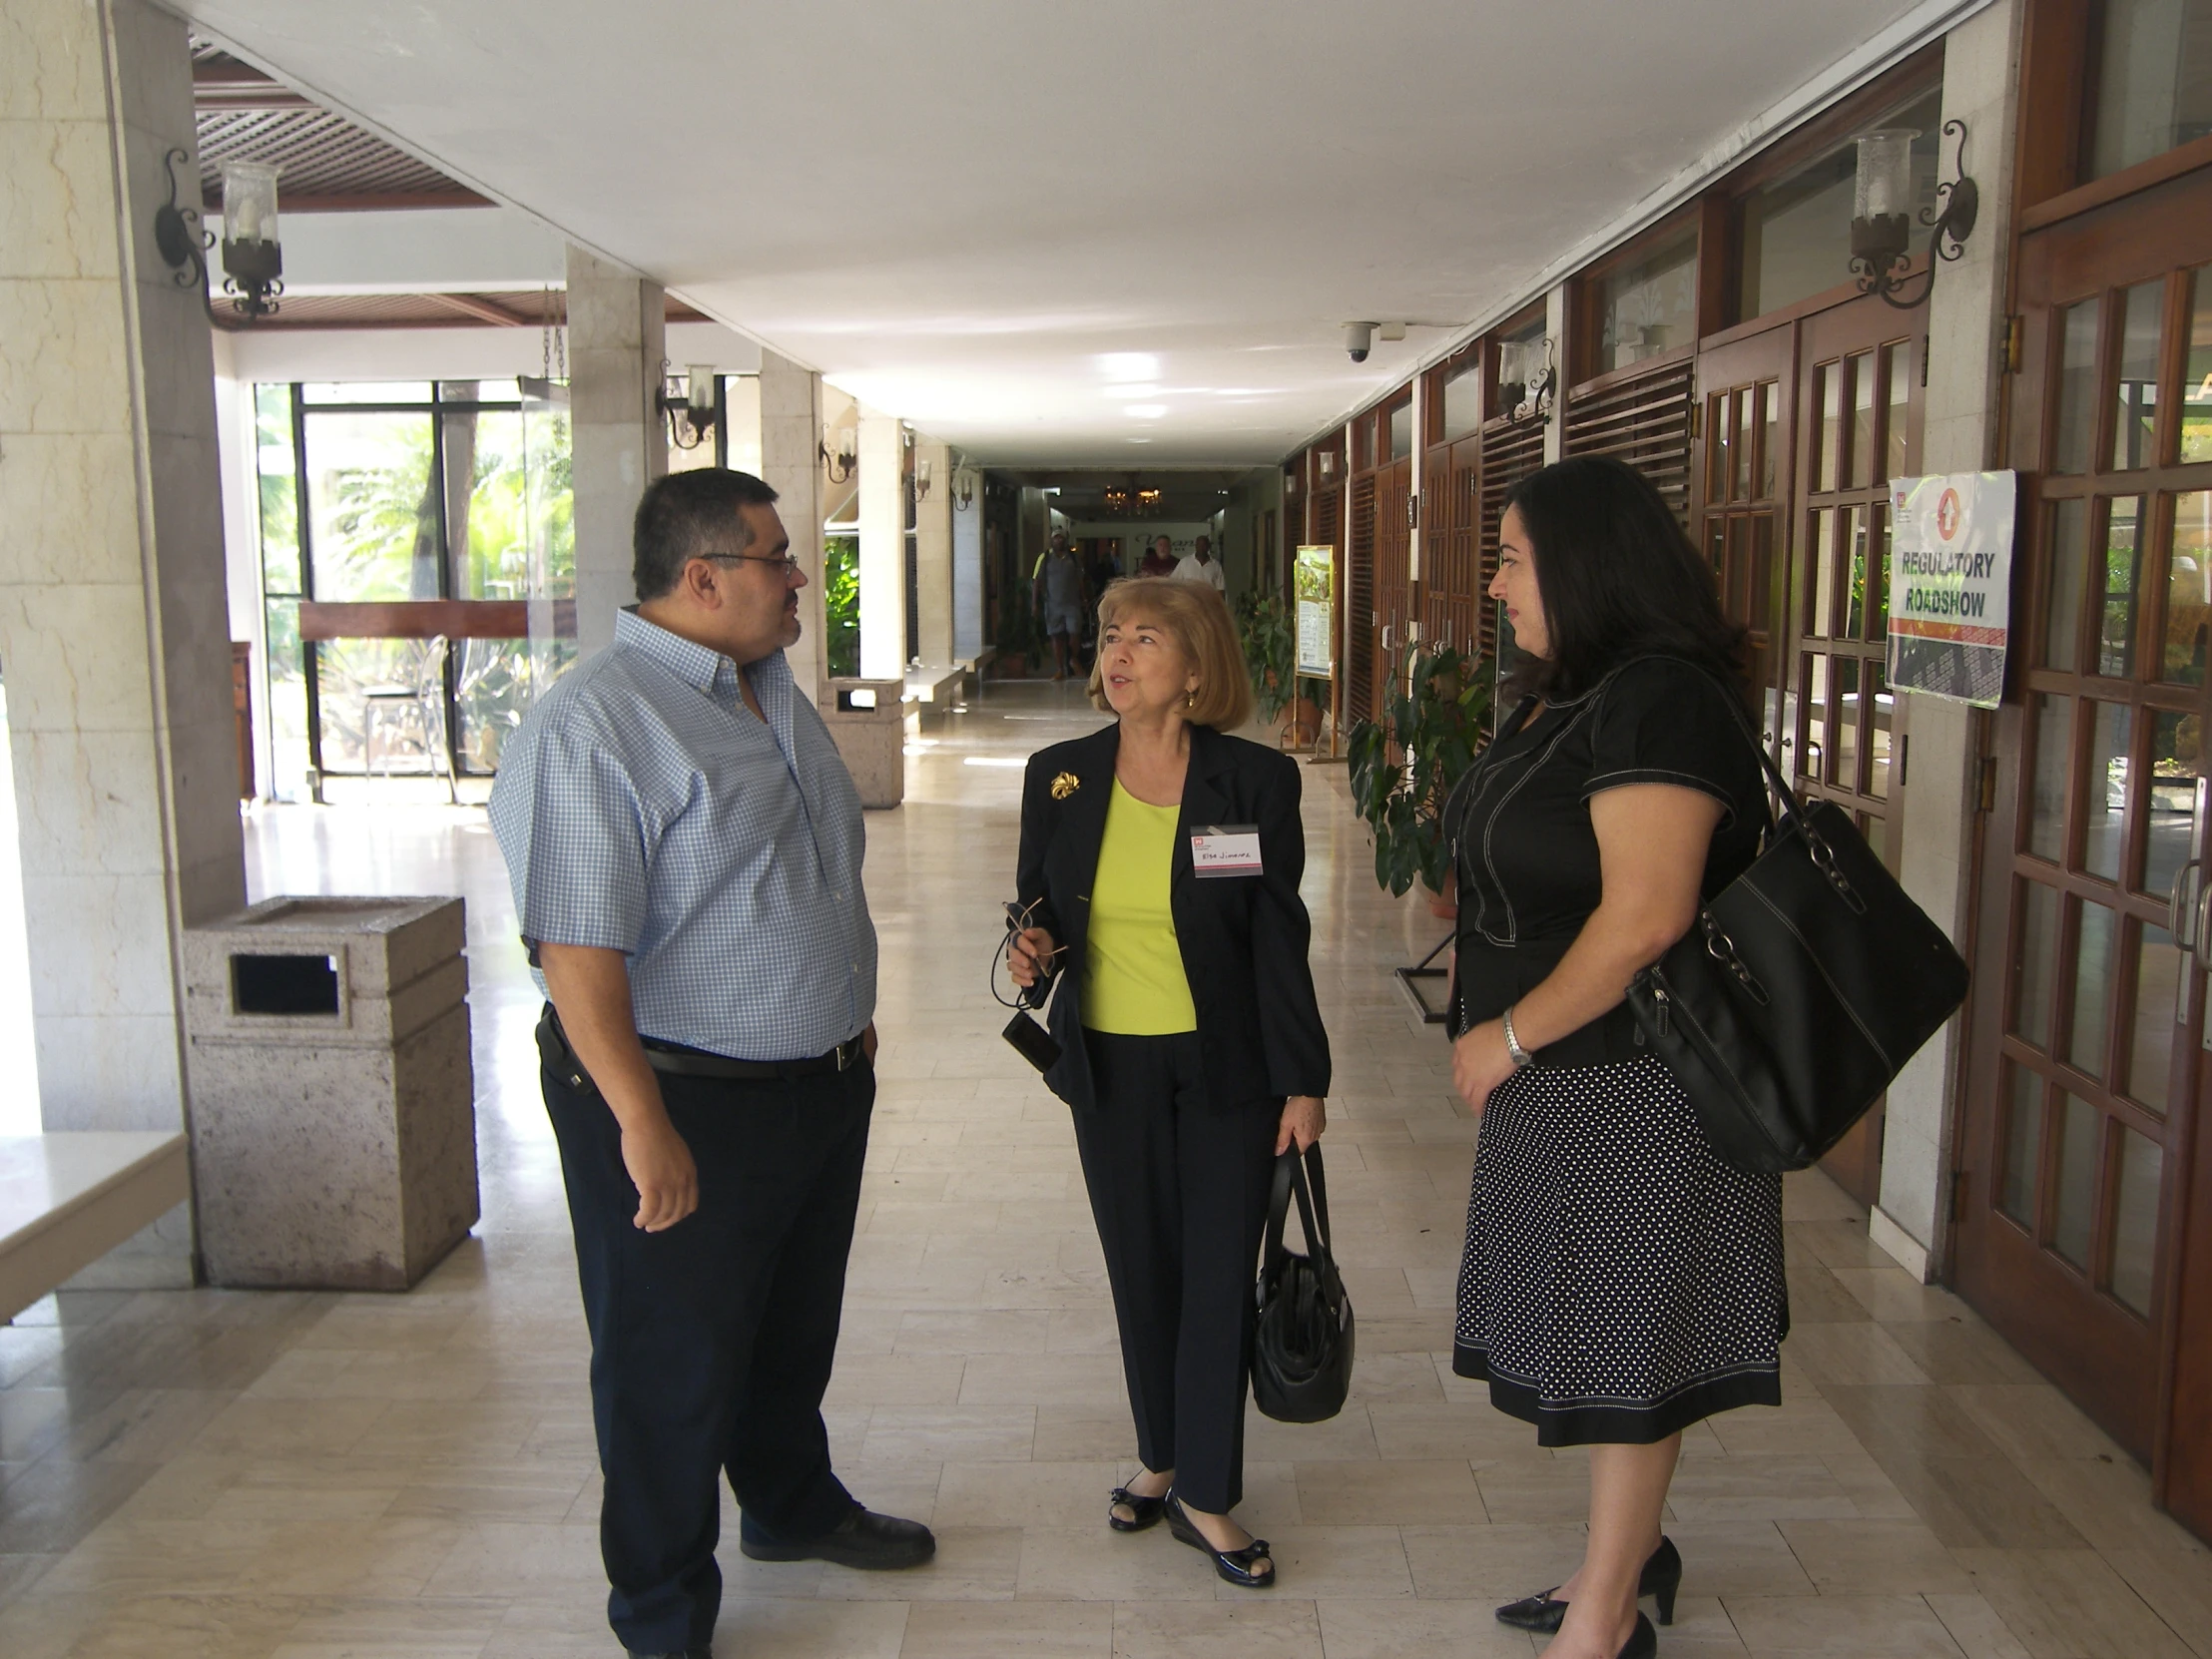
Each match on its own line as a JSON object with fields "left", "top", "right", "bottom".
{"left": 488, "top": 609, "right": 875, "bottom": 1062}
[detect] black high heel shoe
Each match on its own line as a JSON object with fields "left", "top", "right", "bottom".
{"left": 1107, "top": 1484, "right": 1166, "bottom": 1532}
{"left": 1163, "top": 1493, "right": 1274, "bottom": 1587}
{"left": 1617, "top": 1612, "right": 1657, "bottom": 1658}
{"left": 1493, "top": 1535, "right": 1680, "bottom": 1632}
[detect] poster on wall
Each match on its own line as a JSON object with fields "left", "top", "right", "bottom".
{"left": 1295, "top": 545, "right": 1335, "bottom": 680}
{"left": 1887, "top": 471, "right": 2018, "bottom": 709}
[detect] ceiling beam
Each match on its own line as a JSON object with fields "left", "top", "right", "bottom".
{"left": 421, "top": 291, "right": 527, "bottom": 326}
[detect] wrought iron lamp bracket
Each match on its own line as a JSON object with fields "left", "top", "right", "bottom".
{"left": 152, "top": 147, "right": 214, "bottom": 305}
{"left": 1854, "top": 118, "right": 1977, "bottom": 310}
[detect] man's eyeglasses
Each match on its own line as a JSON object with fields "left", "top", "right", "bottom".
{"left": 702, "top": 552, "right": 802, "bottom": 577}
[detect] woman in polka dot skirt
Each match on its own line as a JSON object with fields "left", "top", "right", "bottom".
{"left": 1443, "top": 456, "right": 1787, "bottom": 1659}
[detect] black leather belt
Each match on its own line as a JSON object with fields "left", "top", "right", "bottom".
{"left": 538, "top": 1006, "right": 867, "bottom": 1088}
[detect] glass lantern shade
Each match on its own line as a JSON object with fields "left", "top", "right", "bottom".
{"left": 1853, "top": 128, "right": 1919, "bottom": 223}
{"left": 685, "top": 364, "right": 717, "bottom": 413}
{"left": 221, "top": 161, "right": 280, "bottom": 247}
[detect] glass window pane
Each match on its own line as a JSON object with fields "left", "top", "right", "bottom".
{"left": 1885, "top": 339, "right": 1914, "bottom": 484}
{"left": 2128, "top": 921, "right": 2180, "bottom": 1118}
{"left": 520, "top": 395, "right": 575, "bottom": 599}
{"left": 1869, "top": 663, "right": 1895, "bottom": 800}
{"left": 1800, "top": 652, "right": 1828, "bottom": 781}
{"left": 2082, "top": 702, "right": 2132, "bottom": 881}
{"left": 2046, "top": 499, "right": 2088, "bottom": 672}
{"left": 2109, "top": 1126, "right": 2165, "bottom": 1316}
{"left": 2001, "top": 1067, "right": 2046, "bottom": 1225}
{"left": 1388, "top": 401, "right": 1412, "bottom": 461}
{"left": 300, "top": 381, "right": 435, "bottom": 404}
{"left": 263, "top": 598, "right": 309, "bottom": 803}
{"left": 2112, "top": 280, "right": 2166, "bottom": 471}
{"left": 1708, "top": 394, "right": 1732, "bottom": 500}
{"left": 1850, "top": 351, "right": 1878, "bottom": 489}
{"left": 1596, "top": 231, "right": 1698, "bottom": 374}
{"left": 1734, "top": 388, "right": 1755, "bottom": 501}
{"left": 1817, "top": 362, "right": 1842, "bottom": 492}
{"left": 1870, "top": 504, "right": 1892, "bottom": 640}
{"left": 1860, "top": 810, "right": 1888, "bottom": 863}
{"left": 2088, "top": 0, "right": 2212, "bottom": 181}
{"left": 2070, "top": 900, "right": 2119, "bottom": 1077}
{"left": 1835, "top": 657, "right": 1862, "bottom": 788}
{"left": 453, "top": 636, "right": 565, "bottom": 775}
{"left": 2053, "top": 300, "right": 2101, "bottom": 476}
{"left": 313, "top": 638, "right": 446, "bottom": 777}
{"left": 2172, "top": 491, "right": 2212, "bottom": 685}
{"left": 2051, "top": 1094, "right": 2104, "bottom": 1267}
{"left": 1811, "top": 509, "right": 1839, "bottom": 636}
{"left": 1845, "top": 506, "right": 1868, "bottom": 638}
{"left": 1706, "top": 517, "right": 1726, "bottom": 585}
{"left": 1738, "top": 89, "right": 1941, "bottom": 319}
{"left": 302, "top": 410, "right": 439, "bottom": 602}
{"left": 1760, "top": 381, "right": 1780, "bottom": 499}
{"left": 255, "top": 384, "right": 299, "bottom": 595}
{"left": 2103, "top": 497, "right": 2146, "bottom": 678}
{"left": 1749, "top": 513, "right": 1776, "bottom": 631}
{"left": 2186, "top": 267, "right": 2212, "bottom": 464}
{"left": 2147, "top": 711, "right": 2206, "bottom": 905}
{"left": 2015, "top": 880, "right": 2062, "bottom": 1048}
{"left": 2029, "top": 693, "right": 2074, "bottom": 862}
{"left": 1442, "top": 360, "right": 1481, "bottom": 439}
{"left": 454, "top": 410, "right": 528, "bottom": 599}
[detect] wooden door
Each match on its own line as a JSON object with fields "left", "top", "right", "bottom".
{"left": 1788, "top": 296, "right": 1927, "bottom": 1203}
{"left": 1953, "top": 165, "right": 2212, "bottom": 1478}
{"left": 1347, "top": 475, "right": 1379, "bottom": 722}
{"left": 1377, "top": 458, "right": 1413, "bottom": 697}
{"left": 1691, "top": 322, "right": 1796, "bottom": 748}
{"left": 1423, "top": 435, "right": 1482, "bottom": 658}
{"left": 1477, "top": 416, "right": 1546, "bottom": 664}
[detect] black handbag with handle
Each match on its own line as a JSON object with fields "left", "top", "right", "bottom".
{"left": 1252, "top": 1144, "right": 1355, "bottom": 1422}
{"left": 1623, "top": 673, "right": 1969, "bottom": 1174}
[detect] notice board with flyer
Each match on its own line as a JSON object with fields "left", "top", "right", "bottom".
{"left": 1886, "top": 471, "right": 2018, "bottom": 709}
{"left": 1295, "top": 544, "right": 1336, "bottom": 680}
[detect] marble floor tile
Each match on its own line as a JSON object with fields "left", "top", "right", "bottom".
{"left": 898, "top": 1598, "right": 1107, "bottom": 1658}
{"left": 1294, "top": 1457, "right": 1485, "bottom": 1524}
{"left": 1725, "top": 1592, "right": 1969, "bottom": 1656}
{"left": 1108, "top": 1598, "right": 1325, "bottom": 1659}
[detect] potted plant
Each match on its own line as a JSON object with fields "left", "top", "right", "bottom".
{"left": 1235, "top": 590, "right": 1296, "bottom": 730}
{"left": 1346, "top": 643, "right": 1490, "bottom": 898}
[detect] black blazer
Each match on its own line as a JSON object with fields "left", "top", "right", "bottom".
{"left": 1016, "top": 721, "right": 1332, "bottom": 1113}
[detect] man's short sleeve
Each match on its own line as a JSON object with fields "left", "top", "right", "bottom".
{"left": 1583, "top": 658, "right": 1748, "bottom": 828}
{"left": 508, "top": 718, "right": 653, "bottom": 954}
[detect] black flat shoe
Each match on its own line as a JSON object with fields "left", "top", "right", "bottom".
{"left": 1493, "top": 1535, "right": 1681, "bottom": 1632}
{"left": 1108, "top": 1484, "right": 1167, "bottom": 1532}
{"left": 738, "top": 1506, "right": 935, "bottom": 1569}
{"left": 1163, "top": 1493, "right": 1274, "bottom": 1588}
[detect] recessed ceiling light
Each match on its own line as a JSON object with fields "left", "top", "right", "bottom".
{"left": 1109, "top": 384, "right": 1161, "bottom": 399}
{"left": 1125, "top": 405, "right": 1167, "bottom": 419}
{"left": 1098, "top": 352, "right": 1161, "bottom": 383}
{"left": 1128, "top": 437, "right": 1153, "bottom": 444}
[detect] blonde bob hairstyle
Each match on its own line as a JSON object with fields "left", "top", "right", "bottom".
{"left": 1085, "top": 576, "right": 1255, "bottom": 731}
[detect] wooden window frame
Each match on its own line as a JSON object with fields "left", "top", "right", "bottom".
{"left": 1425, "top": 339, "right": 1484, "bottom": 449}
{"left": 1567, "top": 203, "right": 1705, "bottom": 385}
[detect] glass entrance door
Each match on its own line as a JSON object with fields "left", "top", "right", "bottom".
{"left": 1956, "top": 183, "right": 2212, "bottom": 1466}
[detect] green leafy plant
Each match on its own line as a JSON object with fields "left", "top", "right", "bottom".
{"left": 1347, "top": 644, "right": 1491, "bottom": 896}
{"left": 1235, "top": 589, "right": 1296, "bottom": 723}
{"left": 823, "top": 535, "right": 859, "bottom": 678}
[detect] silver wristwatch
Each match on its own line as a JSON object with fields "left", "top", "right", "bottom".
{"left": 1501, "top": 1005, "right": 1534, "bottom": 1069}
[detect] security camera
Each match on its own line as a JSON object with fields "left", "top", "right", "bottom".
{"left": 1344, "top": 321, "right": 1375, "bottom": 363}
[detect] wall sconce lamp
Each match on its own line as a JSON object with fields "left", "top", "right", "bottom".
{"left": 952, "top": 470, "right": 975, "bottom": 511}
{"left": 659, "top": 363, "right": 719, "bottom": 450}
{"left": 821, "top": 422, "right": 857, "bottom": 483}
{"left": 1500, "top": 336, "right": 1555, "bottom": 425}
{"left": 913, "top": 459, "right": 933, "bottom": 502}
{"left": 1318, "top": 450, "right": 1339, "bottom": 483}
{"left": 1851, "top": 118, "right": 1976, "bottom": 308}
{"left": 155, "top": 151, "right": 285, "bottom": 321}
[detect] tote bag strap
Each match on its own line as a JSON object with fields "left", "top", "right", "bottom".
{"left": 1262, "top": 1143, "right": 1337, "bottom": 1273}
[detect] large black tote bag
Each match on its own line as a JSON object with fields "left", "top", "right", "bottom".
{"left": 1252, "top": 1144, "right": 1355, "bottom": 1422}
{"left": 1623, "top": 682, "right": 1969, "bottom": 1174}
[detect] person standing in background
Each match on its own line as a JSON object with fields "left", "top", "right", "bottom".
{"left": 1139, "top": 533, "right": 1178, "bottom": 578}
{"left": 1172, "top": 533, "right": 1226, "bottom": 594}
{"left": 1034, "top": 529, "right": 1088, "bottom": 681}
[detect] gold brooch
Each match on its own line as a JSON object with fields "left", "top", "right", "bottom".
{"left": 1050, "top": 772, "right": 1080, "bottom": 800}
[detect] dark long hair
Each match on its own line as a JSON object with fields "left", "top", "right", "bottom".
{"left": 1501, "top": 455, "right": 1748, "bottom": 703}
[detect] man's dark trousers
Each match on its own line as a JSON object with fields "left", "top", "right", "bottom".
{"left": 544, "top": 1043, "right": 873, "bottom": 1655}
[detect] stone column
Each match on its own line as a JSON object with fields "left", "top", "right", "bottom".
{"left": 758, "top": 349, "right": 825, "bottom": 703}
{"left": 1, "top": 0, "right": 250, "bottom": 1283}
{"left": 1874, "top": 0, "right": 2027, "bottom": 1282}
{"left": 913, "top": 435, "right": 953, "bottom": 670}
{"left": 857, "top": 407, "right": 906, "bottom": 681}
{"left": 565, "top": 247, "right": 666, "bottom": 660}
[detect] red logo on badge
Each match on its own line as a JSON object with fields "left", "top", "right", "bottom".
{"left": 1936, "top": 487, "right": 1963, "bottom": 541}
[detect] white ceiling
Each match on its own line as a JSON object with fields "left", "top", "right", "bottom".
{"left": 175, "top": 0, "right": 1968, "bottom": 467}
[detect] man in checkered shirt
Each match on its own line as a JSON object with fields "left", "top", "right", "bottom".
{"left": 490, "top": 469, "right": 932, "bottom": 1659}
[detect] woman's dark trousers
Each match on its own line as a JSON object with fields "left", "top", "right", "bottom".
{"left": 1072, "top": 1029, "right": 1279, "bottom": 1513}
{"left": 544, "top": 1049, "right": 872, "bottom": 1655}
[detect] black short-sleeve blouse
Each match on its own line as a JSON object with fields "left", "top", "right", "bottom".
{"left": 1445, "top": 656, "right": 1766, "bottom": 1067}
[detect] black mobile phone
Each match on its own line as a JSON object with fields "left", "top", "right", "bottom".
{"left": 1002, "top": 1008, "right": 1062, "bottom": 1074}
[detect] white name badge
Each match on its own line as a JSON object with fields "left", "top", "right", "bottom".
{"left": 1190, "top": 825, "right": 1263, "bottom": 877}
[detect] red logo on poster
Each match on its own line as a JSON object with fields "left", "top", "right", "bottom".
{"left": 1936, "top": 486, "right": 1963, "bottom": 541}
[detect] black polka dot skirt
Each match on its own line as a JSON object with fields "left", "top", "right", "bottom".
{"left": 1454, "top": 1053, "right": 1788, "bottom": 1445}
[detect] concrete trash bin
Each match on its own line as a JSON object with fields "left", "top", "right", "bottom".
{"left": 182, "top": 895, "right": 478, "bottom": 1290}
{"left": 823, "top": 678, "right": 906, "bottom": 808}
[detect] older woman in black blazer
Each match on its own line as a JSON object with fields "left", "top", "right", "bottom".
{"left": 1009, "top": 577, "right": 1330, "bottom": 1589}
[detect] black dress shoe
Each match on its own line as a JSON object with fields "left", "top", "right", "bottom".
{"left": 628, "top": 1649, "right": 710, "bottom": 1658}
{"left": 1163, "top": 1493, "right": 1274, "bottom": 1588}
{"left": 1494, "top": 1535, "right": 1681, "bottom": 1631}
{"left": 737, "top": 1507, "right": 936, "bottom": 1569}
{"left": 1108, "top": 1484, "right": 1167, "bottom": 1532}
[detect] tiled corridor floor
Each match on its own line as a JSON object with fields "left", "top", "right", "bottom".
{"left": 1, "top": 680, "right": 2208, "bottom": 1657}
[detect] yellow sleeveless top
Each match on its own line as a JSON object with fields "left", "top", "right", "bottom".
{"left": 1081, "top": 781, "right": 1198, "bottom": 1034}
